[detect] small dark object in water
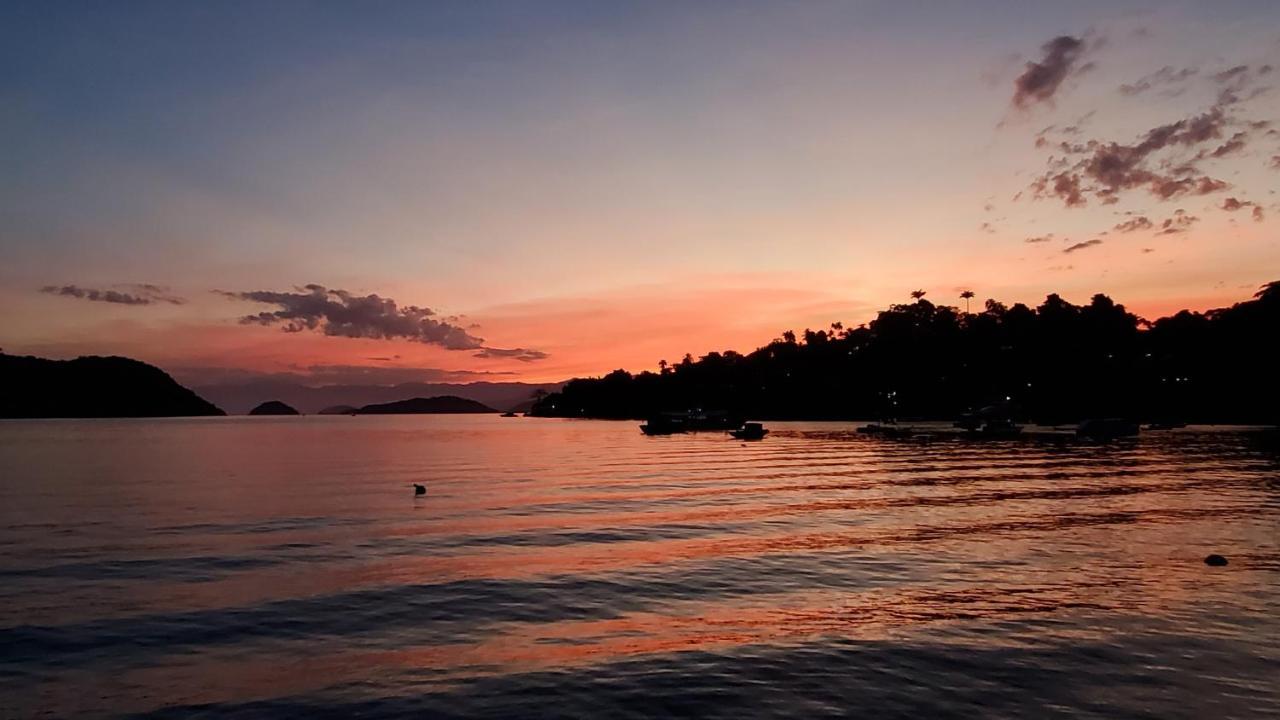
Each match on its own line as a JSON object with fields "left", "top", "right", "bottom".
{"left": 730, "top": 422, "right": 768, "bottom": 440}
{"left": 413, "top": 483, "right": 426, "bottom": 496}
{"left": 1204, "top": 554, "right": 1228, "bottom": 567}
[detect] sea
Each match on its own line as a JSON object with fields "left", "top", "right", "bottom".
{"left": 1, "top": 416, "right": 1277, "bottom": 719}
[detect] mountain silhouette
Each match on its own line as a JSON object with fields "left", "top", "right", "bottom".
{"left": 0, "top": 353, "right": 225, "bottom": 418}
{"left": 356, "top": 396, "right": 497, "bottom": 414}
{"left": 192, "top": 380, "right": 561, "bottom": 415}
{"left": 248, "top": 400, "right": 300, "bottom": 416}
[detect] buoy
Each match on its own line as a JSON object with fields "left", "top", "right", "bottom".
{"left": 413, "top": 483, "right": 426, "bottom": 496}
{"left": 1204, "top": 554, "right": 1228, "bottom": 567}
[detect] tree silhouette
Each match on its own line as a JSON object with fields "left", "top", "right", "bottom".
{"left": 960, "top": 290, "right": 975, "bottom": 314}
{"left": 530, "top": 283, "right": 1280, "bottom": 424}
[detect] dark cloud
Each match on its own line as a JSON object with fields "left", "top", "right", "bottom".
{"left": 220, "top": 284, "right": 546, "bottom": 360}
{"left": 1063, "top": 239, "right": 1103, "bottom": 254}
{"left": 1213, "top": 65, "right": 1249, "bottom": 84}
{"left": 1012, "top": 36, "right": 1088, "bottom": 109}
{"left": 1157, "top": 209, "right": 1199, "bottom": 234}
{"left": 1209, "top": 131, "right": 1248, "bottom": 158}
{"left": 1031, "top": 107, "right": 1240, "bottom": 206}
{"left": 40, "top": 284, "right": 185, "bottom": 305}
{"left": 1040, "top": 171, "right": 1086, "bottom": 207}
{"left": 1221, "top": 197, "right": 1265, "bottom": 221}
{"left": 1113, "top": 216, "right": 1154, "bottom": 233}
{"left": 1141, "top": 248, "right": 1155, "bottom": 254}
{"left": 1119, "top": 66, "right": 1198, "bottom": 96}
{"left": 1029, "top": 58, "right": 1272, "bottom": 208}
{"left": 1024, "top": 234, "right": 1056, "bottom": 243}
{"left": 1271, "top": 155, "right": 1280, "bottom": 169}
{"left": 472, "top": 347, "right": 550, "bottom": 362}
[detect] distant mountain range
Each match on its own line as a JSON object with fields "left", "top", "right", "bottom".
{"left": 194, "top": 380, "right": 561, "bottom": 415}
{"left": 1, "top": 353, "right": 225, "bottom": 418}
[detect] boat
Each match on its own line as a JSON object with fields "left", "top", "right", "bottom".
{"left": 975, "top": 417, "right": 1023, "bottom": 438}
{"left": 856, "top": 422, "right": 916, "bottom": 439}
{"left": 500, "top": 411, "right": 518, "bottom": 417}
{"left": 730, "top": 422, "right": 769, "bottom": 440}
{"left": 1077, "top": 418, "right": 1140, "bottom": 440}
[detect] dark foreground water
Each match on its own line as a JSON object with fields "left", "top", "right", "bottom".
{"left": 1, "top": 417, "right": 1277, "bottom": 719}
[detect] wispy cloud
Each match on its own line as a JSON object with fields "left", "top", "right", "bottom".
{"left": 1113, "top": 216, "right": 1153, "bottom": 233}
{"left": 1118, "top": 66, "right": 1197, "bottom": 97}
{"left": 1063, "top": 239, "right": 1103, "bottom": 254}
{"left": 40, "top": 284, "right": 186, "bottom": 306}
{"left": 472, "top": 347, "right": 550, "bottom": 362}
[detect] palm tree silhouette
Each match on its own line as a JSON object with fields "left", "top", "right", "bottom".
{"left": 910, "top": 289, "right": 927, "bottom": 301}
{"left": 960, "top": 290, "right": 975, "bottom": 314}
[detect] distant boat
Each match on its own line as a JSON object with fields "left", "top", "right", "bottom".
{"left": 500, "top": 411, "right": 518, "bottom": 417}
{"left": 730, "top": 422, "right": 768, "bottom": 440}
{"left": 1077, "top": 418, "right": 1140, "bottom": 440}
{"left": 856, "top": 422, "right": 916, "bottom": 439}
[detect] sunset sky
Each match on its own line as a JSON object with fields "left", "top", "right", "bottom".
{"left": 2, "top": 1, "right": 1278, "bottom": 385}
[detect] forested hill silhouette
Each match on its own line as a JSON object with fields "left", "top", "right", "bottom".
{"left": 0, "top": 353, "right": 225, "bottom": 418}
{"left": 530, "top": 282, "right": 1280, "bottom": 424}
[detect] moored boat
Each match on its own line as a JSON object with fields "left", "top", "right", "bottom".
{"left": 730, "top": 422, "right": 768, "bottom": 440}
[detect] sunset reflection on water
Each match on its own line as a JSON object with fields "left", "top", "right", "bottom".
{"left": 1, "top": 417, "right": 1277, "bottom": 718}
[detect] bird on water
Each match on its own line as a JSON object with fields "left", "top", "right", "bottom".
{"left": 413, "top": 483, "right": 426, "bottom": 496}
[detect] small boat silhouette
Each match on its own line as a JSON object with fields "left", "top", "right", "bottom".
{"left": 412, "top": 483, "right": 426, "bottom": 496}
{"left": 730, "top": 422, "right": 769, "bottom": 440}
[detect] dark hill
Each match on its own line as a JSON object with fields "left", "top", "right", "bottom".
{"left": 248, "top": 400, "right": 300, "bottom": 416}
{"left": 356, "top": 396, "right": 496, "bottom": 414}
{"left": 0, "top": 353, "right": 225, "bottom": 418}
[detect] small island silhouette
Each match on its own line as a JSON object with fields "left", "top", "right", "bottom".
{"left": 531, "top": 282, "right": 1280, "bottom": 424}
{"left": 354, "top": 396, "right": 496, "bottom": 414}
{"left": 248, "top": 400, "right": 300, "bottom": 416}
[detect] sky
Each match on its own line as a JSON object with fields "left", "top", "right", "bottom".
{"left": 1, "top": 0, "right": 1278, "bottom": 385}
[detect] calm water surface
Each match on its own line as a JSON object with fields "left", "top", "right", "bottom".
{"left": 1, "top": 417, "right": 1278, "bottom": 719}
